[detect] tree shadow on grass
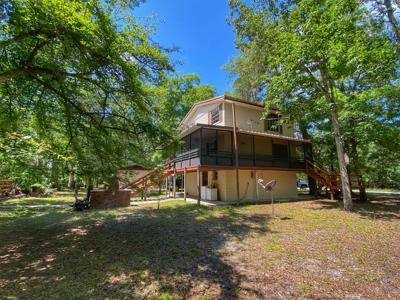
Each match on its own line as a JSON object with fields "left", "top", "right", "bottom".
{"left": 0, "top": 203, "right": 271, "bottom": 299}
{"left": 312, "top": 198, "right": 400, "bottom": 221}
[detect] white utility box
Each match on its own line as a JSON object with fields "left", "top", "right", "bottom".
{"left": 201, "top": 186, "right": 218, "bottom": 201}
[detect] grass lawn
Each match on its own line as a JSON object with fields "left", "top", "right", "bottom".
{"left": 131, "top": 191, "right": 169, "bottom": 201}
{"left": 0, "top": 191, "right": 86, "bottom": 206}
{"left": 0, "top": 195, "right": 399, "bottom": 299}
{"left": 366, "top": 188, "right": 400, "bottom": 193}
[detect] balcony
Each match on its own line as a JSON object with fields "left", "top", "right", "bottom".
{"left": 173, "top": 125, "right": 311, "bottom": 171}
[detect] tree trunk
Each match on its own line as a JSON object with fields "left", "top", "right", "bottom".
{"left": 51, "top": 159, "right": 60, "bottom": 190}
{"left": 86, "top": 177, "right": 93, "bottom": 200}
{"left": 349, "top": 138, "right": 368, "bottom": 202}
{"left": 383, "top": 0, "right": 400, "bottom": 49}
{"left": 67, "top": 163, "right": 74, "bottom": 190}
{"left": 319, "top": 62, "right": 352, "bottom": 210}
{"left": 344, "top": 147, "right": 354, "bottom": 198}
{"left": 331, "top": 110, "right": 353, "bottom": 210}
{"left": 74, "top": 176, "right": 79, "bottom": 201}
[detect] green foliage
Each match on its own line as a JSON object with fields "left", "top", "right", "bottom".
{"left": 228, "top": 0, "right": 400, "bottom": 190}
{"left": 0, "top": 0, "right": 216, "bottom": 188}
{"left": 147, "top": 73, "right": 215, "bottom": 165}
{"left": 0, "top": 0, "right": 172, "bottom": 187}
{"left": 151, "top": 74, "right": 216, "bottom": 132}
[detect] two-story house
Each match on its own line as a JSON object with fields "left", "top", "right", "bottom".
{"left": 172, "top": 95, "right": 313, "bottom": 202}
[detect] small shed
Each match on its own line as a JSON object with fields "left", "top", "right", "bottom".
{"left": 117, "top": 164, "right": 152, "bottom": 187}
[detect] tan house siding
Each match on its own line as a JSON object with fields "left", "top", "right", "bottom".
{"left": 217, "top": 170, "right": 298, "bottom": 202}
{"left": 176, "top": 96, "right": 309, "bottom": 203}
{"left": 186, "top": 172, "right": 198, "bottom": 198}
{"left": 186, "top": 102, "right": 223, "bottom": 127}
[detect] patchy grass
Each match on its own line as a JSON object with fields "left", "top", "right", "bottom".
{"left": 0, "top": 192, "right": 80, "bottom": 206}
{"left": 366, "top": 188, "right": 400, "bottom": 193}
{"left": 131, "top": 191, "right": 168, "bottom": 201}
{"left": 0, "top": 195, "right": 399, "bottom": 299}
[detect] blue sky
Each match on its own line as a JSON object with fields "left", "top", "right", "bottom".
{"left": 134, "top": 0, "right": 237, "bottom": 94}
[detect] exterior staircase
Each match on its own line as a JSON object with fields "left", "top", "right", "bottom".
{"left": 305, "top": 160, "right": 365, "bottom": 195}
{"left": 306, "top": 160, "right": 341, "bottom": 194}
{"left": 126, "top": 162, "right": 174, "bottom": 196}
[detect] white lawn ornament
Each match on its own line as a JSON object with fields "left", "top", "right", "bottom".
{"left": 257, "top": 178, "right": 277, "bottom": 218}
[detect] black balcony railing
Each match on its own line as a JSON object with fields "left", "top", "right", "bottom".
{"left": 173, "top": 148, "right": 306, "bottom": 169}
{"left": 173, "top": 148, "right": 201, "bottom": 169}
{"left": 174, "top": 126, "right": 310, "bottom": 170}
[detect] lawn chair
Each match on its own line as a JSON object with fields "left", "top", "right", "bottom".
{"left": 71, "top": 197, "right": 90, "bottom": 211}
{"left": 71, "top": 186, "right": 92, "bottom": 211}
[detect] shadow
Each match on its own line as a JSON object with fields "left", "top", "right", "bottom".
{"left": 311, "top": 198, "right": 400, "bottom": 221}
{"left": 364, "top": 192, "right": 400, "bottom": 200}
{"left": 0, "top": 202, "right": 271, "bottom": 299}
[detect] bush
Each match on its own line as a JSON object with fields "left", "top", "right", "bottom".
{"left": 30, "top": 183, "right": 44, "bottom": 194}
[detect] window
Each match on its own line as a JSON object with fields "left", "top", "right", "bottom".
{"left": 210, "top": 104, "right": 223, "bottom": 124}
{"left": 265, "top": 114, "right": 283, "bottom": 133}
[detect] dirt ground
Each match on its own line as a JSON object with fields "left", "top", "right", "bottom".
{"left": 0, "top": 195, "right": 399, "bottom": 299}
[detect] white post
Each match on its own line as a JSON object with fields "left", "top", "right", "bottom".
{"left": 184, "top": 167, "right": 187, "bottom": 202}
{"left": 271, "top": 190, "right": 275, "bottom": 218}
{"left": 173, "top": 168, "right": 176, "bottom": 199}
{"left": 197, "top": 168, "right": 201, "bottom": 205}
{"left": 256, "top": 172, "right": 259, "bottom": 201}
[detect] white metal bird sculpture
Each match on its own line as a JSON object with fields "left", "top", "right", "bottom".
{"left": 257, "top": 178, "right": 277, "bottom": 218}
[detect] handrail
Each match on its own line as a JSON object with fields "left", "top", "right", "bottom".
{"left": 306, "top": 160, "right": 333, "bottom": 177}
{"left": 128, "top": 160, "right": 174, "bottom": 188}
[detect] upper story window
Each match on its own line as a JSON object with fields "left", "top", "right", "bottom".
{"left": 209, "top": 104, "right": 223, "bottom": 124}
{"left": 264, "top": 113, "right": 283, "bottom": 134}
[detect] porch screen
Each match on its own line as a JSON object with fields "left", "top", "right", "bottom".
{"left": 182, "top": 135, "right": 190, "bottom": 152}
{"left": 202, "top": 129, "right": 217, "bottom": 165}
{"left": 202, "top": 129, "right": 217, "bottom": 155}
{"left": 191, "top": 130, "right": 201, "bottom": 149}
{"left": 238, "top": 134, "right": 254, "bottom": 166}
{"left": 272, "top": 143, "right": 288, "bottom": 160}
{"left": 217, "top": 130, "right": 233, "bottom": 166}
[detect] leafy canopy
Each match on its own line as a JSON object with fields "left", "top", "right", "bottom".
{"left": 228, "top": 0, "right": 399, "bottom": 188}
{"left": 0, "top": 0, "right": 174, "bottom": 185}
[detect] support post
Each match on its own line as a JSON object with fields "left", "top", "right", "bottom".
{"left": 255, "top": 171, "right": 259, "bottom": 201}
{"left": 184, "top": 167, "right": 187, "bottom": 202}
{"left": 271, "top": 190, "right": 275, "bottom": 218}
{"left": 144, "top": 179, "right": 147, "bottom": 201}
{"left": 232, "top": 103, "right": 240, "bottom": 204}
{"left": 173, "top": 167, "right": 176, "bottom": 199}
{"left": 141, "top": 183, "right": 144, "bottom": 201}
{"left": 165, "top": 176, "right": 168, "bottom": 198}
{"left": 197, "top": 168, "right": 201, "bottom": 205}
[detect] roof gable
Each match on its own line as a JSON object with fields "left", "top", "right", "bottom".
{"left": 179, "top": 95, "right": 265, "bottom": 128}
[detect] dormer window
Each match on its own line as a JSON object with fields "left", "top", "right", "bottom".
{"left": 265, "top": 113, "right": 283, "bottom": 134}
{"left": 209, "top": 104, "right": 223, "bottom": 124}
